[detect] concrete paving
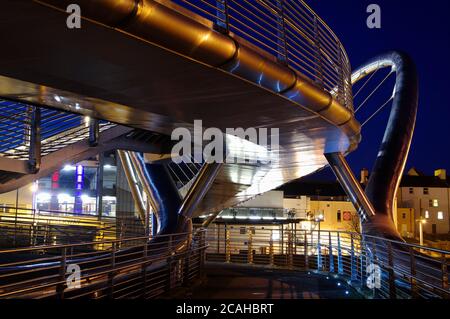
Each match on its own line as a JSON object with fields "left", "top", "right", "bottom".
{"left": 187, "top": 262, "right": 363, "bottom": 299}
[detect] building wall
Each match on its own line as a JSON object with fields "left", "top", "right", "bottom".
{"left": 310, "top": 200, "right": 359, "bottom": 232}
{"left": 398, "top": 186, "right": 449, "bottom": 235}
{"left": 0, "top": 185, "right": 33, "bottom": 209}
{"left": 238, "top": 191, "right": 284, "bottom": 209}
{"left": 283, "top": 196, "right": 310, "bottom": 215}
{"left": 396, "top": 208, "right": 415, "bottom": 238}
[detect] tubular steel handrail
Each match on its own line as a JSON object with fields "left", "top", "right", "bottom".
{"left": 172, "top": 0, "right": 353, "bottom": 110}
{"left": 0, "top": 206, "right": 148, "bottom": 249}
{"left": 205, "top": 227, "right": 450, "bottom": 299}
{"left": 0, "top": 230, "right": 207, "bottom": 299}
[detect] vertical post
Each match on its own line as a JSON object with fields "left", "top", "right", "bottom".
{"left": 317, "top": 230, "right": 322, "bottom": 271}
{"left": 304, "top": 232, "right": 309, "bottom": 270}
{"left": 328, "top": 232, "right": 334, "bottom": 273}
{"left": 89, "top": 118, "right": 99, "bottom": 147}
{"left": 28, "top": 106, "right": 41, "bottom": 174}
{"left": 57, "top": 247, "right": 67, "bottom": 299}
{"left": 96, "top": 153, "right": 104, "bottom": 220}
{"left": 287, "top": 229, "right": 293, "bottom": 268}
{"left": 166, "top": 235, "right": 173, "bottom": 292}
{"left": 247, "top": 229, "right": 253, "bottom": 264}
{"left": 441, "top": 253, "right": 448, "bottom": 295}
{"left": 350, "top": 233, "right": 357, "bottom": 281}
{"left": 214, "top": 0, "right": 229, "bottom": 33}
{"left": 269, "top": 237, "right": 274, "bottom": 266}
{"left": 387, "top": 241, "right": 396, "bottom": 299}
{"left": 409, "top": 247, "right": 418, "bottom": 298}
{"left": 337, "top": 232, "right": 343, "bottom": 274}
{"left": 313, "top": 16, "right": 324, "bottom": 87}
{"left": 275, "top": 0, "right": 288, "bottom": 65}
{"left": 217, "top": 223, "right": 220, "bottom": 253}
{"left": 142, "top": 242, "right": 148, "bottom": 297}
{"left": 108, "top": 243, "right": 116, "bottom": 298}
{"left": 14, "top": 189, "right": 19, "bottom": 246}
{"left": 225, "top": 229, "right": 231, "bottom": 263}
{"left": 281, "top": 226, "right": 284, "bottom": 256}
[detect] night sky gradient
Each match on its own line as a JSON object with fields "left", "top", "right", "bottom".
{"left": 306, "top": 0, "right": 450, "bottom": 179}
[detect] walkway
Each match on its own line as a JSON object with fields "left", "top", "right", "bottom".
{"left": 187, "top": 262, "right": 362, "bottom": 299}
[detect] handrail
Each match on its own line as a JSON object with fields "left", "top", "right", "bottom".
{"left": 172, "top": 0, "right": 353, "bottom": 110}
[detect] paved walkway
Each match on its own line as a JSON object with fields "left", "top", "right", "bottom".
{"left": 187, "top": 262, "right": 363, "bottom": 299}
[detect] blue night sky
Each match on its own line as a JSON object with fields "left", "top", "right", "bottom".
{"left": 307, "top": 0, "right": 450, "bottom": 178}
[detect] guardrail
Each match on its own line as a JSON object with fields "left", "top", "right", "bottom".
{"left": 205, "top": 227, "right": 450, "bottom": 299}
{"left": 0, "top": 206, "right": 146, "bottom": 248}
{"left": 173, "top": 0, "right": 353, "bottom": 109}
{"left": 0, "top": 230, "right": 206, "bottom": 299}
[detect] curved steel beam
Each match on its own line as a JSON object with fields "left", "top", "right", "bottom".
{"left": 352, "top": 52, "right": 419, "bottom": 240}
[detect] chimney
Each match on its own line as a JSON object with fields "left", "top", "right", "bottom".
{"left": 360, "top": 168, "right": 369, "bottom": 185}
{"left": 434, "top": 169, "right": 447, "bottom": 181}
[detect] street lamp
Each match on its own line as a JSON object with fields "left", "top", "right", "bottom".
{"left": 416, "top": 218, "right": 426, "bottom": 247}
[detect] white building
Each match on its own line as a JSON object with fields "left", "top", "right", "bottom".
{"left": 397, "top": 168, "right": 450, "bottom": 236}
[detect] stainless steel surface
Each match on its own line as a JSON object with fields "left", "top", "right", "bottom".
{"left": 205, "top": 226, "right": 450, "bottom": 299}
{"left": 351, "top": 52, "right": 419, "bottom": 240}
{"left": 0, "top": 229, "right": 207, "bottom": 299}
{"left": 325, "top": 152, "right": 375, "bottom": 220}
{"left": 0, "top": 1, "right": 360, "bottom": 216}
{"left": 117, "top": 150, "right": 147, "bottom": 222}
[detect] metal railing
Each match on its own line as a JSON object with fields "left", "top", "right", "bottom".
{"left": 205, "top": 227, "right": 450, "bottom": 299}
{"left": 173, "top": 0, "right": 353, "bottom": 109}
{"left": 0, "top": 230, "right": 206, "bottom": 299}
{"left": 0, "top": 99, "right": 114, "bottom": 160}
{"left": 0, "top": 206, "right": 146, "bottom": 249}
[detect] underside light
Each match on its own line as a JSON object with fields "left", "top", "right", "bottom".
{"left": 30, "top": 182, "right": 38, "bottom": 193}
{"left": 54, "top": 95, "right": 62, "bottom": 103}
{"left": 58, "top": 193, "right": 72, "bottom": 202}
{"left": 271, "top": 230, "right": 280, "bottom": 241}
{"left": 103, "top": 164, "right": 113, "bottom": 169}
{"left": 75, "top": 103, "right": 81, "bottom": 110}
{"left": 36, "top": 192, "right": 51, "bottom": 202}
{"left": 84, "top": 116, "right": 90, "bottom": 127}
{"left": 199, "top": 215, "right": 207, "bottom": 218}
{"left": 63, "top": 164, "right": 76, "bottom": 171}
{"left": 249, "top": 216, "right": 261, "bottom": 220}
{"left": 80, "top": 194, "right": 90, "bottom": 202}
{"left": 275, "top": 217, "right": 287, "bottom": 220}
{"left": 221, "top": 216, "right": 233, "bottom": 219}
{"left": 262, "top": 217, "right": 275, "bottom": 220}
{"left": 235, "top": 216, "right": 247, "bottom": 220}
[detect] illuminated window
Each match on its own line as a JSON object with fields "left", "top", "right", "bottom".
{"left": 239, "top": 227, "right": 246, "bottom": 235}
{"left": 437, "top": 212, "right": 444, "bottom": 220}
{"left": 423, "top": 188, "right": 429, "bottom": 195}
{"left": 433, "top": 199, "right": 439, "bottom": 207}
{"left": 425, "top": 211, "right": 430, "bottom": 219}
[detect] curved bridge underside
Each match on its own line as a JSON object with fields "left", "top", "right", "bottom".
{"left": 0, "top": 0, "right": 360, "bottom": 219}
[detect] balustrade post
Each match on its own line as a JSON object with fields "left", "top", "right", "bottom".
{"left": 350, "top": 233, "right": 357, "bottom": 281}
{"left": 108, "top": 242, "right": 116, "bottom": 298}
{"left": 409, "top": 247, "right": 419, "bottom": 298}
{"left": 56, "top": 247, "right": 67, "bottom": 299}
{"left": 247, "top": 229, "right": 253, "bottom": 264}
{"left": 441, "top": 253, "right": 448, "bottom": 298}
{"left": 328, "top": 232, "right": 334, "bottom": 273}
{"left": 225, "top": 229, "right": 231, "bottom": 263}
{"left": 304, "top": 232, "right": 309, "bottom": 270}
{"left": 337, "top": 232, "right": 343, "bottom": 274}
{"left": 387, "top": 241, "right": 396, "bottom": 299}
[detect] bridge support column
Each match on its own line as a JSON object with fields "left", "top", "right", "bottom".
{"left": 178, "top": 162, "right": 223, "bottom": 219}
{"left": 324, "top": 152, "right": 376, "bottom": 221}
